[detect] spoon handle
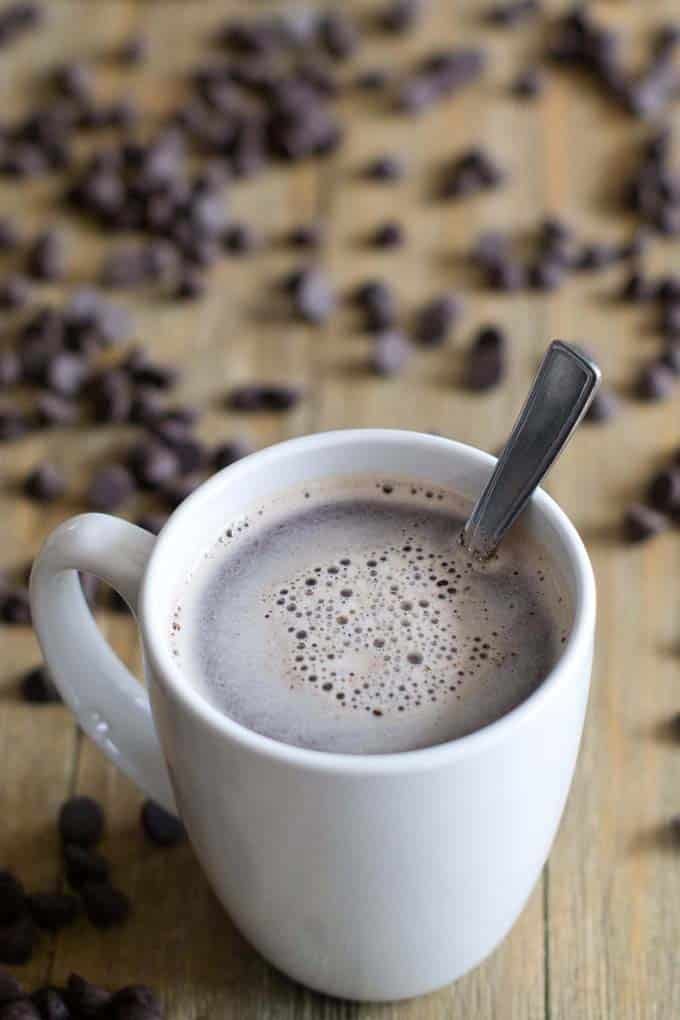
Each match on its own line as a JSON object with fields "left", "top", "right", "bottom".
{"left": 462, "top": 340, "right": 601, "bottom": 559}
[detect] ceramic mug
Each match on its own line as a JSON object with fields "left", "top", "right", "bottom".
{"left": 30, "top": 430, "right": 596, "bottom": 1002}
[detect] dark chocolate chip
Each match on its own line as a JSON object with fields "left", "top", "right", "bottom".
{"left": 0, "top": 218, "right": 21, "bottom": 252}
{"left": 20, "top": 665, "right": 61, "bottom": 705}
{"left": 0, "top": 872, "right": 25, "bottom": 926}
{"left": 161, "top": 473, "right": 202, "bottom": 510}
{"left": 92, "top": 371, "right": 133, "bottom": 424}
{"left": 289, "top": 267, "right": 335, "bottom": 324}
{"left": 24, "top": 463, "right": 65, "bottom": 503}
{"left": 0, "top": 274, "right": 31, "bottom": 310}
{"left": 65, "top": 974, "right": 111, "bottom": 1017}
{"left": 379, "top": 0, "right": 423, "bottom": 34}
{"left": 623, "top": 503, "right": 668, "bottom": 543}
{"left": 486, "top": 258, "right": 527, "bottom": 292}
{"left": 487, "top": 0, "right": 540, "bottom": 26}
{"left": 0, "top": 588, "right": 31, "bottom": 625}
{"left": 634, "top": 362, "right": 675, "bottom": 401}
{"left": 106, "top": 986, "right": 161, "bottom": 1020}
{"left": 27, "top": 892, "right": 79, "bottom": 932}
{"left": 583, "top": 388, "right": 618, "bottom": 424}
{"left": 27, "top": 230, "right": 66, "bottom": 282}
{"left": 575, "top": 243, "right": 620, "bottom": 271}
{"left": 212, "top": 437, "right": 252, "bottom": 471}
{"left": 227, "top": 384, "right": 302, "bottom": 412}
{"left": 0, "top": 916, "right": 37, "bottom": 966}
{"left": 647, "top": 469, "right": 680, "bottom": 515}
{"left": 512, "top": 67, "right": 544, "bottom": 98}
{"left": 661, "top": 343, "right": 680, "bottom": 376}
{"left": 30, "top": 987, "right": 69, "bottom": 1020}
{"left": 353, "top": 279, "right": 396, "bottom": 332}
{"left": 354, "top": 68, "right": 390, "bottom": 90}
{"left": 364, "top": 155, "right": 406, "bottom": 182}
{"left": 287, "top": 223, "right": 324, "bottom": 249}
{"left": 134, "top": 514, "right": 168, "bottom": 536}
{"left": 58, "top": 796, "right": 104, "bottom": 847}
{"left": 464, "top": 325, "right": 507, "bottom": 391}
{"left": 0, "top": 353, "right": 21, "bottom": 388}
{"left": 530, "top": 259, "right": 564, "bottom": 292}
{"left": 319, "top": 11, "right": 359, "bottom": 61}
{"left": 222, "top": 222, "right": 258, "bottom": 255}
{"left": 54, "top": 62, "right": 93, "bottom": 101}
{"left": 621, "top": 270, "right": 651, "bottom": 302}
{"left": 117, "top": 34, "right": 148, "bottom": 66}
{"left": 414, "top": 294, "right": 462, "bottom": 347}
{"left": 157, "top": 430, "right": 205, "bottom": 476}
{"left": 175, "top": 269, "right": 205, "bottom": 301}
{"left": 372, "top": 221, "right": 404, "bottom": 249}
{"left": 63, "top": 845, "right": 109, "bottom": 890}
{"left": 0, "top": 967, "right": 23, "bottom": 1006}
{"left": 86, "top": 465, "right": 135, "bottom": 511}
{"left": 140, "top": 800, "right": 185, "bottom": 847}
{"left": 127, "top": 441, "right": 179, "bottom": 489}
{"left": 440, "top": 148, "right": 505, "bottom": 199}
{"left": 45, "top": 354, "right": 86, "bottom": 398}
{"left": 370, "top": 330, "right": 411, "bottom": 376}
{"left": 81, "top": 882, "right": 130, "bottom": 928}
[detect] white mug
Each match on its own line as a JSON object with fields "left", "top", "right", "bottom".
{"left": 30, "top": 430, "right": 595, "bottom": 1002}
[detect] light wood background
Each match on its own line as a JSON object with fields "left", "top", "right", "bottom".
{"left": 1, "top": 2, "right": 679, "bottom": 1017}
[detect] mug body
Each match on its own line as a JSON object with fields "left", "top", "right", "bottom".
{"left": 140, "top": 430, "right": 596, "bottom": 1001}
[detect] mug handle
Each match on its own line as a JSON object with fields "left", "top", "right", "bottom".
{"left": 29, "top": 513, "right": 177, "bottom": 813}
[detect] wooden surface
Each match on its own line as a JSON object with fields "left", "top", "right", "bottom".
{"left": 1, "top": 1, "right": 679, "bottom": 1017}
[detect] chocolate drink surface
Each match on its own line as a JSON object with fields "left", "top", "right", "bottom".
{"left": 170, "top": 475, "right": 571, "bottom": 754}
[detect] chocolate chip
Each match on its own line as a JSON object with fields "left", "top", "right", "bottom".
{"left": 647, "top": 469, "right": 680, "bottom": 515}
{"left": 0, "top": 967, "right": 23, "bottom": 1005}
{"left": 287, "top": 223, "right": 324, "bottom": 249}
{"left": 0, "top": 352, "right": 21, "bottom": 388}
{"left": 54, "top": 62, "right": 92, "bottom": 101}
{"left": 58, "top": 797, "right": 104, "bottom": 847}
{"left": 161, "top": 474, "right": 201, "bottom": 510}
{"left": 0, "top": 872, "right": 25, "bottom": 926}
{"left": 0, "top": 218, "right": 21, "bottom": 252}
{"left": 583, "top": 387, "right": 618, "bottom": 424}
{"left": 487, "top": 0, "right": 540, "bottom": 26}
{"left": 660, "top": 302, "right": 680, "bottom": 337}
{"left": 175, "top": 268, "right": 205, "bottom": 301}
{"left": 65, "top": 974, "right": 111, "bottom": 1017}
{"left": 134, "top": 514, "right": 168, "bottom": 536}
{"left": 319, "top": 11, "right": 359, "bottom": 61}
{"left": 364, "top": 155, "right": 406, "bottom": 182}
{"left": 45, "top": 353, "right": 86, "bottom": 398}
{"left": 81, "top": 883, "right": 130, "bottom": 928}
{"left": 574, "top": 243, "right": 620, "bottom": 271}
{"left": 124, "top": 353, "right": 178, "bottom": 391}
{"left": 379, "top": 0, "right": 423, "bottom": 34}
{"left": 127, "top": 441, "right": 179, "bottom": 489}
{"left": 28, "top": 893, "right": 79, "bottom": 932}
{"left": 354, "top": 68, "right": 390, "bottom": 90}
{"left": 86, "top": 465, "right": 135, "bottom": 511}
{"left": 0, "top": 998, "right": 40, "bottom": 1019}
{"left": 212, "top": 437, "right": 252, "bottom": 471}
{"left": 92, "top": 371, "right": 133, "bottom": 423}
{"left": 63, "top": 845, "right": 109, "bottom": 890}
{"left": 227, "top": 384, "right": 302, "bottom": 412}
{"left": 117, "top": 34, "right": 148, "bottom": 66}
{"left": 621, "top": 270, "right": 651, "bottom": 302}
{"left": 39, "top": 398, "right": 72, "bottom": 442}
{"left": 486, "top": 258, "right": 527, "bottom": 292}
{"left": 623, "top": 503, "right": 668, "bottom": 543}
{"left": 512, "top": 67, "right": 544, "bottom": 98}
{"left": 24, "top": 462, "right": 65, "bottom": 503}
{"left": 440, "top": 148, "right": 505, "bottom": 199}
{"left": 397, "top": 48, "right": 486, "bottom": 115}
{"left": 20, "top": 665, "right": 61, "bottom": 705}
{"left": 157, "top": 430, "right": 205, "bottom": 475}
{"left": 0, "top": 274, "right": 31, "bottom": 310}
{"left": 288, "top": 267, "right": 335, "bottom": 324}
{"left": 30, "top": 987, "right": 69, "bottom": 1020}
{"left": 0, "top": 588, "right": 31, "bottom": 625}
{"left": 27, "top": 230, "right": 66, "bottom": 282}
{"left": 140, "top": 800, "right": 185, "bottom": 847}
{"left": 634, "top": 362, "right": 675, "bottom": 401}
{"left": 370, "top": 330, "right": 411, "bottom": 376}
{"left": 0, "top": 916, "right": 37, "bottom": 966}
{"left": 464, "top": 325, "right": 507, "bottom": 391}
{"left": 530, "top": 259, "right": 564, "bottom": 292}
{"left": 106, "top": 986, "right": 161, "bottom": 1020}
{"left": 372, "top": 221, "right": 404, "bottom": 249}
{"left": 222, "top": 222, "right": 258, "bottom": 255}
{"left": 353, "top": 280, "right": 396, "bottom": 332}
{"left": 414, "top": 294, "right": 462, "bottom": 347}
{"left": 661, "top": 343, "right": 680, "bottom": 376}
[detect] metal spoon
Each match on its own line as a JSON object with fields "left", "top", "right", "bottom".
{"left": 462, "top": 340, "right": 601, "bottom": 559}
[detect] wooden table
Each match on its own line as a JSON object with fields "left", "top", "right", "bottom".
{"left": 1, "top": 2, "right": 678, "bottom": 1016}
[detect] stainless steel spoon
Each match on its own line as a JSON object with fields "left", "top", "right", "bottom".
{"left": 462, "top": 340, "right": 601, "bottom": 559}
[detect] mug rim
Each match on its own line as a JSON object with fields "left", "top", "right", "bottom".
{"left": 140, "top": 429, "right": 596, "bottom": 775}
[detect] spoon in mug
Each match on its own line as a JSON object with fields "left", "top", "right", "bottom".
{"left": 462, "top": 340, "right": 601, "bottom": 560}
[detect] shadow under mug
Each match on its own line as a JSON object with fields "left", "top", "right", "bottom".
{"left": 30, "top": 429, "right": 596, "bottom": 1002}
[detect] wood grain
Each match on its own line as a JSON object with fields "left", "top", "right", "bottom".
{"left": 0, "top": 2, "right": 678, "bottom": 1017}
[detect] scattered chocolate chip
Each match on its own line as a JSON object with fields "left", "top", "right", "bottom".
{"left": 661, "top": 343, "right": 680, "bottom": 376}
{"left": 530, "top": 259, "right": 564, "bottom": 292}
{"left": 379, "top": 0, "right": 423, "bottom": 34}
{"left": 512, "top": 67, "right": 545, "bottom": 98}
{"left": 23, "top": 462, "right": 65, "bottom": 503}
{"left": 634, "top": 361, "right": 675, "bottom": 401}
{"left": 0, "top": 967, "right": 23, "bottom": 1005}
{"left": 221, "top": 222, "right": 258, "bottom": 255}
{"left": 0, "top": 218, "right": 21, "bottom": 252}
{"left": 27, "top": 230, "right": 66, "bottom": 281}
{"left": 364, "top": 155, "right": 406, "bottom": 182}
{"left": 212, "top": 437, "right": 252, "bottom": 471}
{"left": 0, "top": 274, "right": 31, "bottom": 310}
{"left": 439, "top": 147, "right": 505, "bottom": 199}
{"left": 127, "top": 440, "right": 179, "bottom": 489}
{"left": 583, "top": 387, "right": 618, "bottom": 424}
{"left": 319, "top": 10, "right": 359, "bottom": 61}
{"left": 397, "top": 48, "right": 486, "bottom": 115}
{"left": 353, "top": 279, "right": 396, "bottom": 332}
{"left": 354, "top": 67, "right": 390, "bottom": 90}
{"left": 30, "top": 987, "right": 69, "bottom": 1020}
{"left": 228, "top": 384, "right": 302, "bottom": 412}
{"left": 487, "top": 0, "right": 540, "bottom": 26}
{"left": 20, "top": 665, "right": 61, "bottom": 704}
{"left": 175, "top": 268, "right": 205, "bottom": 300}
{"left": 63, "top": 845, "right": 109, "bottom": 890}
{"left": 0, "top": 588, "right": 31, "bottom": 625}
{"left": 370, "top": 329, "right": 411, "bottom": 376}
{"left": 287, "top": 223, "right": 324, "bottom": 249}
{"left": 65, "top": 974, "right": 111, "bottom": 1017}
{"left": 647, "top": 468, "right": 680, "bottom": 515}
{"left": 0, "top": 916, "right": 37, "bottom": 966}
{"left": 414, "top": 294, "right": 462, "bottom": 347}
{"left": 28, "top": 892, "right": 79, "bottom": 932}
{"left": 92, "top": 370, "right": 133, "bottom": 423}
{"left": 486, "top": 258, "right": 527, "bottom": 292}
{"left": 81, "top": 882, "right": 130, "bottom": 928}
{"left": 623, "top": 503, "right": 668, "bottom": 542}
{"left": 140, "top": 800, "right": 185, "bottom": 847}
{"left": 58, "top": 796, "right": 104, "bottom": 848}
{"left": 0, "top": 871, "right": 26, "bottom": 926}
{"left": 0, "top": 352, "right": 21, "bottom": 388}
{"left": 621, "top": 270, "right": 651, "bottom": 302}
{"left": 117, "top": 34, "right": 148, "bottom": 66}
{"left": 86, "top": 465, "right": 135, "bottom": 511}
{"left": 288, "top": 266, "right": 335, "bottom": 323}
{"left": 372, "top": 221, "right": 404, "bottom": 249}
{"left": 464, "top": 325, "right": 507, "bottom": 391}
